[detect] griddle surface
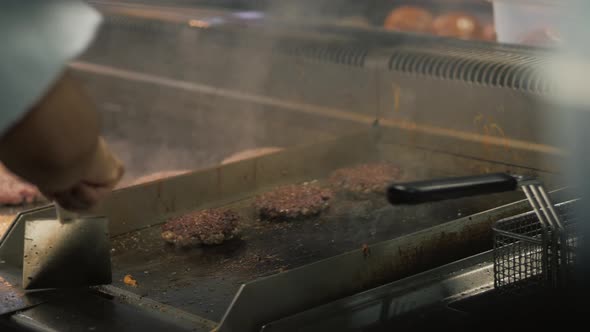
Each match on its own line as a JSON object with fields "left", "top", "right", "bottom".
{"left": 110, "top": 186, "right": 522, "bottom": 321}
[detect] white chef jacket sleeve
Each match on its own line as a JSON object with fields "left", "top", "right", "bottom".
{"left": 0, "top": 1, "right": 102, "bottom": 136}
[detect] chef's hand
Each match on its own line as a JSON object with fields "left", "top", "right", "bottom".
{"left": 42, "top": 137, "right": 124, "bottom": 211}
{"left": 0, "top": 70, "right": 124, "bottom": 211}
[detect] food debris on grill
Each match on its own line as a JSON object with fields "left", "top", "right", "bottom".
{"left": 128, "top": 170, "right": 191, "bottom": 186}
{"left": 161, "top": 209, "right": 240, "bottom": 247}
{"left": 328, "top": 162, "right": 402, "bottom": 197}
{"left": 254, "top": 182, "right": 333, "bottom": 221}
{"left": 123, "top": 274, "right": 138, "bottom": 287}
{"left": 0, "top": 163, "right": 42, "bottom": 205}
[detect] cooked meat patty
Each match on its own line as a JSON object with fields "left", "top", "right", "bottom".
{"left": 384, "top": 6, "right": 434, "bottom": 33}
{"left": 221, "top": 147, "right": 283, "bottom": 165}
{"left": 130, "top": 170, "right": 190, "bottom": 186}
{"left": 328, "top": 163, "right": 402, "bottom": 196}
{"left": 161, "top": 209, "right": 240, "bottom": 247}
{"left": 254, "top": 183, "right": 333, "bottom": 221}
{"left": 0, "top": 164, "right": 42, "bottom": 205}
{"left": 432, "top": 12, "right": 482, "bottom": 40}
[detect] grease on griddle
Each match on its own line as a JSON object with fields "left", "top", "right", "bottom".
{"left": 254, "top": 182, "right": 333, "bottom": 221}
{"left": 328, "top": 162, "right": 402, "bottom": 198}
{"left": 161, "top": 209, "right": 240, "bottom": 247}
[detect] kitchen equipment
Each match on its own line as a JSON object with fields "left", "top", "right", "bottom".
{"left": 388, "top": 173, "right": 579, "bottom": 293}
{"left": 0, "top": 8, "right": 568, "bottom": 329}
{"left": 220, "top": 177, "right": 572, "bottom": 332}
{"left": 493, "top": 190, "right": 577, "bottom": 293}
{"left": 22, "top": 205, "right": 112, "bottom": 290}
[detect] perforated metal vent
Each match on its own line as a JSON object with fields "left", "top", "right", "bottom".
{"left": 276, "top": 42, "right": 368, "bottom": 67}
{"left": 388, "top": 46, "right": 553, "bottom": 94}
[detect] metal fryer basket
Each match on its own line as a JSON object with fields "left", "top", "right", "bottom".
{"left": 386, "top": 173, "right": 581, "bottom": 294}
{"left": 493, "top": 199, "right": 579, "bottom": 294}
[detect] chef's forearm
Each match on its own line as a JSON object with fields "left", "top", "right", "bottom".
{"left": 0, "top": 70, "right": 101, "bottom": 192}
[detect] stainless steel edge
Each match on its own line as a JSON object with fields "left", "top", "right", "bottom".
{"left": 217, "top": 189, "right": 575, "bottom": 332}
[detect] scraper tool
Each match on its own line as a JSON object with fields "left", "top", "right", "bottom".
{"left": 22, "top": 204, "right": 112, "bottom": 289}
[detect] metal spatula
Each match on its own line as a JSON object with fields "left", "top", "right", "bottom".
{"left": 22, "top": 204, "right": 112, "bottom": 290}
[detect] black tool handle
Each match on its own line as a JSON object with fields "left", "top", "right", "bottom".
{"left": 387, "top": 173, "right": 518, "bottom": 205}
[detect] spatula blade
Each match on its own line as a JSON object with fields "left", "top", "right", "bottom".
{"left": 23, "top": 217, "right": 111, "bottom": 290}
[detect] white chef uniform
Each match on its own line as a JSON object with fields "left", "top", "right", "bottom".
{"left": 0, "top": 0, "right": 101, "bottom": 135}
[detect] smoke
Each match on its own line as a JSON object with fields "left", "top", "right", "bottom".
{"left": 76, "top": 5, "right": 294, "bottom": 181}
{"left": 539, "top": 0, "right": 590, "bottom": 290}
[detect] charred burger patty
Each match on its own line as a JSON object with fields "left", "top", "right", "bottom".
{"left": 161, "top": 209, "right": 240, "bottom": 247}
{"left": 254, "top": 183, "right": 333, "bottom": 221}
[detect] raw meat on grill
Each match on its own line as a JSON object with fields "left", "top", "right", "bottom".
{"left": 0, "top": 163, "right": 42, "bottom": 205}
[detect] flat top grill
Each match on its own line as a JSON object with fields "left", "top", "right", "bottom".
{"left": 0, "top": 129, "right": 561, "bottom": 332}
{"left": 109, "top": 168, "right": 523, "bottom": 321}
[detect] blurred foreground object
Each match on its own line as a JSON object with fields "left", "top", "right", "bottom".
{"left": 521, "top": 27, "right": 561, "bottom": 46}
{"left": 0, "top": 1, "right": 124, "bottom": 211}
{"left": 541, "top": 0, "right": 590, "bottom": 290}
{"left": 0, "top": 72, "right": 124, "bottom": 211}
{"left": 492, "top": 0, "right": 562, "bottom": 46}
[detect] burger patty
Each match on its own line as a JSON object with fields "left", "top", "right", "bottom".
{"left": 161, "top": 209, "right": 240, "bottom": 247}
{"left": 0, "top": 164, "right": 42, "bottom": 205}
{"left": 254, "top": 183, "right": 333, "bottom": 221}
{"left": 328, "top": 162, "right": 402, "bottom": 196}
